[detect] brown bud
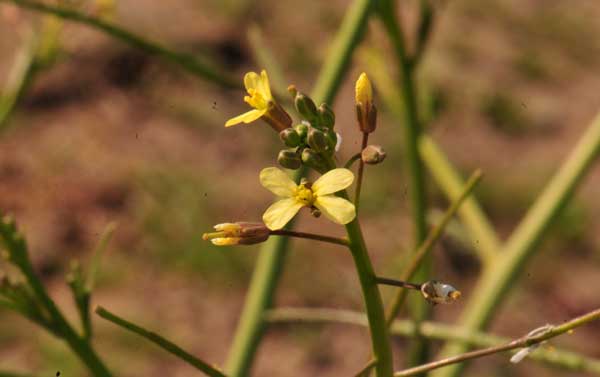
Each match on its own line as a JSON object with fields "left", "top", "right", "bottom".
{"left": 361, "top": 145, "right": 386, "bottom": 164}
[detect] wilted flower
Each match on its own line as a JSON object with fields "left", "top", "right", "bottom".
{"left": 260, "top": 167, "right": 356, "bottom": 230}
{"left": 420, "top": 280, "right": 461, "bottom": 305}
{"left": 510, "top": 324, "right": 553, "bottom": 364}
{"left": 202, "top": 222, "right": 270, "bottom": 246}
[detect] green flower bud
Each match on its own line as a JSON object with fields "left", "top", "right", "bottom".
{"left": 361, "top": 145, "right": 386, "bottom": 164}
{"left": 294, "top": 92, "right": 318, "bottom": 123}
{"left": 318, "top": 103, "right": 335, "bottom": 129}
{"left": 301, "top": 148, "right": 327, "bottom": 173}
{"left": 279, "top": 128, "right": 301, "bottom": 147}
{"left": 307, "top": 127, "right": 329, "bottom": 153}
{"left": 278, "top": 149, "right": 302, "bottom": 170}
{"left": 294, "top": 123, "right": 309, "bottom": 141}
{"left": 325, "top": 130, "right": 338, "bottom": 152}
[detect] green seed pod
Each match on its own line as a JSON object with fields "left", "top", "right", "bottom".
{"left": 307, "top": 127, "right": 329, "bottom": 153}
{"left": 361, "top": 145, "right": 387, "bottom": 165}
{"left": 294, "top": 123, "right": 309, "bottom": 141}
{"left": 277, "top": 149, "right": 302, "bottom": 170}
{"left": 294, "top": 92, "right": 318, "bottom": 123}
{"left": 279, "top": 128, "right": 301, "bottom": 147}
{"left": 318, "top": 103, "right": 335, "bottom": 129}
{"left": 301, "top": 148, "right": 327, "bottom": 172}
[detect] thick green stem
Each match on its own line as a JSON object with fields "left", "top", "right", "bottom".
{"left": 345, "top": 216, "right": 394, "bottom": 377}
{"left": 224, "top": 2, "right": 374, "bottom": 375}
{"left": 432, "top": 111, "right": 600, "bottom": 377}
{"left": 1, "top": 0, "right": 238, "bottom": 88}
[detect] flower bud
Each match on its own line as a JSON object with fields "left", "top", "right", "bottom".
{"left": 307, "top": 127, "right": 329, "bottom": 154}
{"left": 361, "top": 145, "right": 386, "bottom": 165}
{"left": 317, "top": 103, "right": 335, "bottom": 129}
{"left": 279, "top": 128, "right": 301, "bottom": 147}
{"left": 294, "top": 92, "right": 318, "bottom": 123}
{"left": 294, "top": 123, "right": 309, "bottom": 141}
{"left": 301, "top": 148, "right": 327, "bottom": 173}
{"left": 355, "top": 72, "right": 377, "bottom": 133}
{"left": 325, "top": 130, "right": 338, "bottom": 153}
{"left": 202, "top": 222, "right": 270, "bottom": 246}
{"left": 277, "top": 149, "right": 302, "bottom": 170}
{"left": 420, "top": 280, "right": 461, "bottom": 305}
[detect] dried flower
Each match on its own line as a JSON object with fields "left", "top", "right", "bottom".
{"left": 420, "top": 280, "right": 461, "bottom": 305}
{"left": 202, "top": 222, "right": 270, "bottom": 246}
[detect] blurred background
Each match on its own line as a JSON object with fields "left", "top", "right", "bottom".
{"left": 1, "top": 0, "right": 600, "bottom": 376}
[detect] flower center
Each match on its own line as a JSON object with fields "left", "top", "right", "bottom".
{"left": 295, "top": 184, "right": 314, "bottom": 206}
{"left": 244, "top": 89, "right": 269, "bottom": 110}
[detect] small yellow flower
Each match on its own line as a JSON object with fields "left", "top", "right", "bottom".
{"left": 355, "top": 72, "right": 377, "bottom": 133}
{"left": 225, "top": 70, "right": 273, "bottom": 127}
{"left": 260, "top": 167, "right": 356, "bottom": 230}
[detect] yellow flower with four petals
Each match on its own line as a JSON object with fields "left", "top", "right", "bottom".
{"left": 260, "top": 167, "right": 356, "bottom": 230}
{"left": 225, "top": 70, "right": 273, "bottom": 127}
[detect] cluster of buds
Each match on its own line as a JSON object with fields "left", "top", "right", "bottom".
{"left": 277, "top": 86, "right": 338, "bottom": 173}
{"left": 202, "top": 222, "right": 270, "bottom": 246}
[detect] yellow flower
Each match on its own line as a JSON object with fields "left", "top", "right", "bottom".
{"left": 225, "top": 70, "right": 273, "bottom": 127}
{"left": 260, "top": 167, "right": 356, "bottom": 230}
{"left": 355, "top": 72, "right": 373, "bottom": 105}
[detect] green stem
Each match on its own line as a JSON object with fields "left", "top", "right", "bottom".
{"left": 224, "top": 1, "right": 375, "bottom": 375}
{"left": 432, "top": 111, "right": 600, "bottom": 377}
{"left": 265, "top": 307, "right": 600, "bottom": 374}
{"left": 96, "top": 306, "right": 227, "bottom": 377}
{"left": 384, "top": 169, "right": 482, "bottom": 325}
{"left": 270, "top": 229, "right": 349, "bottom": 247}
{"left": 354, "top": 132, "right": 369, "bottom": 210}
{"left": 345, "top": 216, "right": 394, "bottom": 377}
{"left": 1, "top": 0, "right": 238, "bottom": 88}
{"left": 418, "top": 137, "right": 500, "bottom": 263}
{"left": 378, "top": 1, "right": 429, "bottom": 367}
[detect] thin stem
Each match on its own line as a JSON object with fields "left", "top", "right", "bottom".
{"left": 395, "top": 308, "right": 600, "bottom": 376}
{"left": 412, "top": 0, "right": 435, "bottom": 66}
{"left": 1, "top": 0, "right": 238, "bottom": 88}
{"left": 270, "top": 229, "right": 349, "bottom": 247}
{"left": 265, "top": 307, "right": 600, "bottom": 374}
{"left": 95, "top": 306, "right": 227, "bottom": 377}
{"left": 354, "top": 132, "right": 369, "bottom": 210}
{"left": 433, "top": 111, "right": 600, "bottom": 377}
{"left": 224, "top": 1, "right": 375, "bottom": 375}
{"left": 345, "top": 153, "right": 362, "bottom": 169}
{"left": 384, "top": 169, "right": 482, "bottom": 325}
{"left": 376, "top": 277, "right": 421, "bottom": 290}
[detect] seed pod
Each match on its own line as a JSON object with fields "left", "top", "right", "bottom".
{"left": 307, "top": 127, "right": 329, "bottom": 153}
{"left": 361, "top": 145, "right": 386, "bottom": 164}
{"left": 294, "top": 92, "right": 318, "bottom": 123}
{"left": 301, "top": 148, "right": 327, "bottom": 173}
{"left": 317, "top": 103, "right": 335, "bottom": 129}
{"left": 279, "top": 128, "right": 301, "bottom": 147}
{"left": 277, "top": 149, "right": 302, "bottom": 170}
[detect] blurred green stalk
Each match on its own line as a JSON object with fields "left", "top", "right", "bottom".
{"left": 376, "top": 0, "right": 430, "bottom": 368}
{"left": 224, "top": 1, "right": 375, "bottom": 376}
{"left": 1, "top": 0, "right": 239, "bottom": 88}
{"left": 432, "top": 111, "right": 600, "bottom": 377}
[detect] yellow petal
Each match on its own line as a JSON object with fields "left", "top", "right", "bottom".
{"left": 314, "top": 195, "right": 356, "bottom": 225}
{"left": 244, "top": 71, "right": 261, "bottom": 92}
{"left": 260, "top": 167, "right": 297, "bottom": 197}
{"left": 211, "top": 237, "right": 240, "bottom": 246}
{"left": 262, "top": 198, "right": 304, "bottom": 230}
{"left": 355, "top": 72, "right": 372, "bottom": 105}
{"left": 259, "top": 70, "right": 272, "bottom": 101}
{"left": 312, "top": 168, "right": 354, "bottom": 196}
{"left": 225, "top": 109, "right": 266, "bottom": 127}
